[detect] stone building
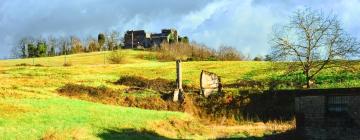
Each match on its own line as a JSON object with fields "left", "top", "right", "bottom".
{"left": 124, "top": 29, "right": 179, "bottom": 48}
{"left": 123, "top": 30, "right": 151, "bottom": 49}
{"left": 295, "top": 88, "right": 360, "bottom": 140}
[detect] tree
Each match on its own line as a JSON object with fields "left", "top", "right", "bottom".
{"left": 37, "top": 41, "right": 47, "bottom": 57}
{"left": 59, "top": 37, "right": 70, "bottom": 55}
{"left": 253, "top": 56, "right": 263, "bottom": 61}
{"left": 217, "top": 45, "right": 244, "bottom": 61}
{"left": 12, "top": 37, "right": 28, "bottom": 58}
{"left": 98, "top": 33, "right": 106, "bottom": 51}
{"left": 70, "top": 36, "right": 83, "bottom": 54}
{"left": 27, "top": 43, "right": 37, "bottom": 58}
{"left": 87, "top": 37, "right": 100, "bottom": 52}
{"left": 47, "top": 36, "right": 57, "bottom": 56}
{"left": 168, "top": 32, "right": 176, "bottom": 43}
{"left": 270, "top": 8, "right": 360, "bottom": 88}
{"left": 181, "top": 36, "right": 189, "bottom": 44}
{"left": 106, "top": 31, "right": 120, "bottom": 51}
{"left": 264, "top": 54, "right": 272, "bottom": 61}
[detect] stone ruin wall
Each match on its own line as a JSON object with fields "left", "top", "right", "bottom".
{"left": 295, "top": 95, "right": 360, "bottom": 140}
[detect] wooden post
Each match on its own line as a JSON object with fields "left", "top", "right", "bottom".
{"left": 176, "top": 60, "right": 183, "bottom": 90}
{"left": 131, "top": 31, "right": 134, "bottom": 49}
{"left": 103, "top": 49, "right": 106, "bottom": 64}
{"left": 173, "top": 60, "right": 183, "bottom": 102}
{"left": 64, "top": 49, "right": 67, "bottom": 65}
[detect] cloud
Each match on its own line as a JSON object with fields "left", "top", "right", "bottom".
{"left": 181, "top": 0, "right": 284, "bottom": 55}
{"left": 178, "top": 0, "right": 229, "bottom": 31}
{"left": 0, "top": 0, "right": 360, "bottom": 58}
{"left": 185, "top": 0, "right": 360, "bottom": 55}
{"left": 0, "top": 0, "right": 212, "bottom": 58}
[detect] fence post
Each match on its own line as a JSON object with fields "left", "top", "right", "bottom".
{"left": 173, "top": 60, "right": 183, "bottom": 102}
{"left": 64, "top": 51, "right": 67, "bottom": 65}
{"left": 176, "top": 60, "right": 183, "bottom": 90}
{"left": 104, "top": 50, "right": 106, "bottom": 64}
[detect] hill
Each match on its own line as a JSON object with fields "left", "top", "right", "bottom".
{"left": 0, "top": 50, "right": 359, "bottom": 139}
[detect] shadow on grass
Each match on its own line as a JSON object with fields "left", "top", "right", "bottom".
{"left": 216, "top": 129, "right": 301, "bottom": 140}
{"left": 97, "top": 128, "right": 174, "bottom": 140}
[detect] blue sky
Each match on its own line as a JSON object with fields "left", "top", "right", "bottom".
{"left": 0, "top": 0, "right": 360, "bottom": 58}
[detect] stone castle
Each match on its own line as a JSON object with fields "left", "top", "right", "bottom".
{"left": 123, "top": 29, "right": 180, "bottom": 48}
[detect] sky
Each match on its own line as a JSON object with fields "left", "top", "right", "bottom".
{"left": 0, "top": 0, "right": 360, "bottom": 59}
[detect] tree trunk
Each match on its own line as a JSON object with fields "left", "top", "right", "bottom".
{"left": 306, "top": 78, "right": 310, "bottom": 89}
{"left": 305, "top": 69, "right": 311, "bottom": 89}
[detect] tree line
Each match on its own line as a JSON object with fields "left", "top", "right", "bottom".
{"left": 12, "top": 31, "right": 269, "bottom": 61}
{"left": 12, "top": 31, "right": 122, "bottom": 58}
{"left": 152, "top": 41, "right": 248, "bottom": 61}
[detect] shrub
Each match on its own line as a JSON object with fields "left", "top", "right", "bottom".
{"left": 155, "top": 42, "right": 217, "bottom": 61}
{"left": 216, "top": 46, "right": 245, "bottom": 61}
{"left": 253, "top": 56, "right": 263, "bottom": 61}
{"left": 15, "top": 63, "right": 32, "bottom": 66}
{"left": 136, "top": 53, "right": 157, "bottom": 61}
{"left": 108, "top": 50, "right": 125, "bottom": 64}
{"left": 57, "top": 83, "right": 181, "bottom": 111}
{"left": 153, "top": 42, "right": 246, "bottom": 61}
{"left": 63, "top": 62, "right": 72, "bottom": 67}
{"left": 34, "top": 64, "right": 44, "bottom": 67}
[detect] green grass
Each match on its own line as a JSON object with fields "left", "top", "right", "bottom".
{"left": 0, "top": 97, "right": 186, "bottom": 139}
{"left": 0, "top": 50, "right": 358, "bottom": 139}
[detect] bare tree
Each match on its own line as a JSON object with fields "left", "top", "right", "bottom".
{"left": 47, "top": 35, "right": 57, "bottom": 56}
{"left": 70, "top": 36, "right": 83, "bottom": 54}
{"left": 106, "top": 31, "right": 120, "bottom": 51}
{"left": 217, "top": 45, "right": 245, "bottom": 61}
{"left": 12, "top": 37, "right": 29, "bottom": 58}
{"left": 270, "top": 8, "right": 360, "bottom": 88}
{"left": 58, "top": 36, "right": 70, "bottom": 55}
{"left": 86, "top": 36, "right": 100, "bottom": 52}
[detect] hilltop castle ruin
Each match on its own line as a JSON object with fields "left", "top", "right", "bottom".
{"left": 124, "top": 29, "right": 180, "bottom": 48}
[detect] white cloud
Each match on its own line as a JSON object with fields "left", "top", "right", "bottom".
{"left": 178, "top": 0, "right": 229, "bottom": 31}
{"left": 0, "top": 0, "right": 360, "bottom": 58}
{"left": 184, "top": 0, "right": 283, "bottom": 56}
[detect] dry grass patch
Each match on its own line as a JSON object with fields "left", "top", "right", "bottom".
{"left": 150, "top": 117, "right": 212, "bottom": 139}
{"left": 150, "top": 117, "right": 295, "bottom": 139}
{"left": 41, "top": 127, "right": 92, "bottom": 140}
{"left": 15, "top": 63, "right": 32, "bottom": 66}
{"left": 115, "top": 75, "right": 195, "bottom": 93}
{"left": 63, "top": 62, "right": 72, "bottom": 67}
{"left": 0, "top": 103, "right": 31, "bottom": 118}
{"left": 57, "top": 83, "right": 182, "bottom": 111}
{"left": 57, "top": 83, "right": 121, "bottom": 105}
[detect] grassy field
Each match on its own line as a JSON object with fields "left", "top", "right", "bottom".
{"left": 0, "top": 50, "right": 358, "bottom": 139}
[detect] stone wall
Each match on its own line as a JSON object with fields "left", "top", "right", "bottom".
{"left": 296, "top": 95, "right": 360, "bottom": 140}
